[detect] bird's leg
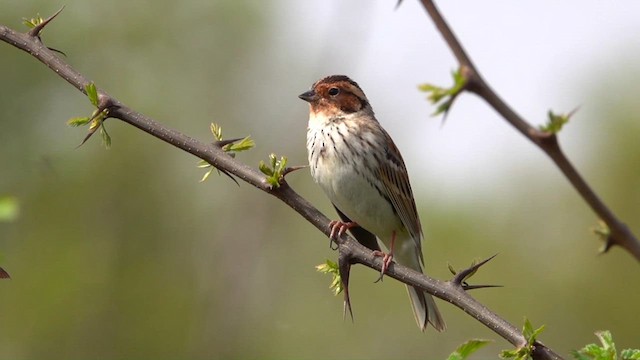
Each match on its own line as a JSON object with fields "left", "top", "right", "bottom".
{"left": 328, "top": 220, "right": 358, "bottom": 249}
{"left": 372, "top": 231, "right": 396, "bottom": 282}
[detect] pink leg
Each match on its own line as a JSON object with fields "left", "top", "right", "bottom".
{"left": 328, "top": 221, "right": 358, "bottom": 249}
{"left": 372, "top": 231, "right": 396, "bottom": 282}
{"left": 329, "top": 220, "right": 358, "bottom": 240}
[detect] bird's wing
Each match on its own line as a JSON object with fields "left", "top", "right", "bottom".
{"left": 376, "top": 131, "right": 424, "bottom": 264}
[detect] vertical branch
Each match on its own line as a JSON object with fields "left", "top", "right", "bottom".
{"left": 417, "top": 0, "right": 640, "bottom": 260}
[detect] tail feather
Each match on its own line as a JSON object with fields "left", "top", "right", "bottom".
{"left": 407, "top": 285, "right": 446, "bottom": 332}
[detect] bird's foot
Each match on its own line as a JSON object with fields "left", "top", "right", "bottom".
{"left": 372, "top": 250, "right": 394, "bottom": 283}
{"left": 328, "top": 220, "right": 358, "bottom": 249}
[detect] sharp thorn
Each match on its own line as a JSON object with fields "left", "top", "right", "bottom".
{"left": 28, "top": 5, "right": 65, "bottom": 37}
{"left": 462, "top": 284, "right": 503, "bottom": 291}
{"left": 452, "top": 253, "right": 498, "bottom": 285}
{"left": 282, "top": 165, "right": 308, "bottom": 177}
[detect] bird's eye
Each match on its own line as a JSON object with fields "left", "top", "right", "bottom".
{"left": 328, "top": 87, "right": 340, "bottom": 96}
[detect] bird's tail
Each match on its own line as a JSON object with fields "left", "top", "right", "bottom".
{"left": 395, "top": 236, "right": 446, "bottom": 331}
{"left": 406, "top": 285, "right": 446, "bottom": 331}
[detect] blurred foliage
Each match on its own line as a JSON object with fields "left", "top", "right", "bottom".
{"left": 1, "top": 1, "right": 639, "bottom": 359}
{"left": 572, "top": 331, "right": 640, "bottom": 360}
{"left": 500, "top": 318, "right": 545, "bottom": 360}
{"left": 447, "top": 339, "right": 492, "bottom": 360}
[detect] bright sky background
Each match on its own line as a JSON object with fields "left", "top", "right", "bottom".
{"left": 276, "top": 0, "right": 640, "bottom": 201}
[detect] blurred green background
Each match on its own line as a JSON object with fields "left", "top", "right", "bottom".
{"left": 1, "top": 1, "right": 639, "bottom": 359}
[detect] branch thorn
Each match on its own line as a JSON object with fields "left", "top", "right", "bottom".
{"left": 28, "top": 6, "right": 65, "bottom": 38}
{"left": 451, "top": 254, "right": 498, "bottom": 286}
{"left": 338, "top": 250, "right": 354, "bottom": 322}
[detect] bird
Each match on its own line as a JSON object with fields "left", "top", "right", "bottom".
{"left": 299, "top": 75, "right": 445, "bottom": 332}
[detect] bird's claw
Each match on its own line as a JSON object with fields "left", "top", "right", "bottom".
{"left": 328, "top": 220, "right": 358, "bottom": 249}
{"left": 372, "top": 250, "right": 394, "bottom": 282}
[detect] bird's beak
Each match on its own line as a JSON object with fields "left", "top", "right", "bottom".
{"left": 298, "top": 90, "right": 318, "bottom": 103}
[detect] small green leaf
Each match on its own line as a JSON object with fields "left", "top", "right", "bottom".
{"left": 67, "top": 116, "right": 91, "bottom": 127}
{"left": 591, "top": 220, "right": 611, "bottom": 253}
{"left": 540, "top": 108, "right": 578, "bottom": 134}
{"left": 22, "top": 14, "right": 44, "bottom": 29}
{"left": 572, "top": 331, "right": 628, "bottom": 360}
{"left": 316, "top": 260, "right": 343, "bottom": 295}
{"left": 419, "top": 68, "right": 467, "bottom": 118}
{"left": 621, "top": 349, "right": 640, "bottom": 360}
{"left": 259, "top": 153, "right": 287, "bottom": 187}
{"left": 200, "top": 167, "right": 214, "bottom": 183}
{"left": 500, "top": 318, "right": 545, "bottom": 360}
{"left": 85, "top": 82, "right": 99, "bottom": 107}
{"left": 0, "top": 196, "right": 19, "bottom": 222}
{"left": 522, "top": 318, "right": 545, "bottom": 340}
{"left": 100, "top": 123, "right": 111, "bottom": 149}
{"left": 210, "top": 123, "right": 223, "bottom": 141}
{"left": 223, "top": 136, "right": 255, "bottom": 153}
{"left": 196, "top": 160, "right": 211, "bottom": 169}
{"left": 447, "top": 339, "right": 492, "bottom": 360}
{"left": 258, "top": 160, "right": 273, "bottom": 176}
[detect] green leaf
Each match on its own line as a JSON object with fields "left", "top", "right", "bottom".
{"left": 572, "top": 331, "right": 626, "bottom": 360}
{"left": 22, "top": 14, "right": 44, "bottom": 29}
{"left": 85, "top": 82, "right": 99, "bottom": 107}
{"left": 100, "top": 123, "right": 111, "bottom": 149}
{"left": 67, "top": 116, "right": 91, "bottom": 127}
{"left": 315, "top": 260, "right": 343, "bottom": 295}
{"left": 210, "top": 123, "right": 223, "bottom": 141}
{"left": 621, "top": 349, "right": 640, "bottom": 360}
{"left": 540, "top": 108, "right": 578, "bottom": 134}
{"left": 447, "top": 339, "right": 492, "bottom": 360}
{"left": 259, "top": 153, "right": 287, "bottom": 187}
{"left": 419, "top": 68, "right": 467, "bottom": 118}
{"left": 223, "top": 136, "right": 255, "bottom": 153}
{"left": 522, "top": 318, "right": 545, "bottom": 340}
{"left": 0, "top": 196, "right": 19, "bottom": 222}
{"left": 591, "top": 220, "right": 611, "bottom": 253}
{"left": 196, "top": 160, "right": 211, "bottom": 169}
{"left": 500, "top": 318, "right": 545, "bottom": 360}
{"left": 258, "top": 160, "right": 273, "bottom": 176}
{"left": 199, "top": 167, "right": 214, "bottom": 183}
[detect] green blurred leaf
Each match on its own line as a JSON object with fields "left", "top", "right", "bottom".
{"left": 0, "top": 196, "right": 19, "bottom": 222}
{"left": 22, "top": 14, "right": 44, "bottom": 29}
{"left": 199, "top": 124, "right": 253, "bottom": 182}
{"left": 447, "top": 339, "right": 492, "bottom": 360}
{"left": 259, "top": 153, "right": 287, "bottom": 187}
{"left": 621, "top": 349, "right": 640, "bottom": 360}
{"left": 572, "top": 331, "right": 620, "bottom": 360}
{"left": 210, "top": 123, "right": 223, "bottom": 141}
{"left": 200, "top": 167, "right": 214, "bottom": 183}
{"left": 100, "top": 122, "right": 111, "bottom": 149}
{"left": 500, "top": 318, "right": 545, "bottom": 360}
{"left": 522, "top": 318, "right": 545, "bottom": 340}
{"left": 419, "top": 68, "right": 467, "bottom": 117}
{"left": 315, "top": 260, "right": 343, "bottom": 296}
{"left": 591, "top": 220, "right": 611, "bottom": 253}
{"left": 85, "top": 82, "right": 99, "bottom": 107}
{"left": 67, "top": 116, "right": 91, "bottom": 127}
{"left": 223, "top": 136, "right": 255, "bottom": 153}
{"left": 539, "top": 108, "right": 578, "bottom": 134}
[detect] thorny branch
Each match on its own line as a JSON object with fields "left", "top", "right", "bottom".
{"left": 0, "top": 5, "right": 607, "bottom": 359}
{"left": 418, "top": 0, "right": 640, "bottom": 260}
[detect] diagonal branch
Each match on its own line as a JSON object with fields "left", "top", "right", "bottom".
{"left": 418, "top": 0, "right": 640, "bottom": 260}
{"left": 0, "top": 11, "right": 562, "bottom": 360}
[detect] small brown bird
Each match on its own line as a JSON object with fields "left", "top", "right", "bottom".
{"left": 299, "top": 75, "right": 445, "bottom": 331}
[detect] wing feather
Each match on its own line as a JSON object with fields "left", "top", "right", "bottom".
{"left": 375, "top": 130, "right": 424, "bottom": 264}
